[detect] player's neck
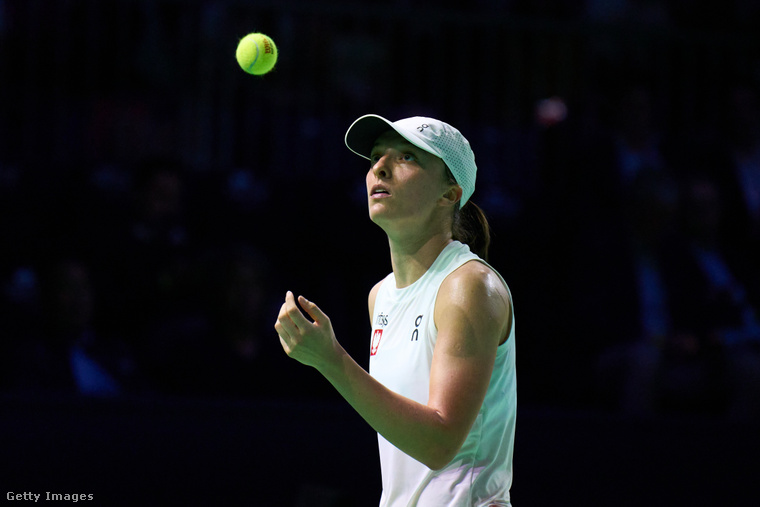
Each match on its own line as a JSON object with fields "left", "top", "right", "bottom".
{"left": 387, "top": 232, "right": 453, "bottom": 289}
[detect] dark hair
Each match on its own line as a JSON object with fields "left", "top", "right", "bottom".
{"left": 445, "top": 167, "right": 491, "bottom": 261}
{"left": 453, "top": 201, "right": 491, "bottom": 261}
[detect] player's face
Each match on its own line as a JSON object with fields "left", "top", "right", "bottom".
{"left": 366, "top": 130, "right": 455, "bottom": 229}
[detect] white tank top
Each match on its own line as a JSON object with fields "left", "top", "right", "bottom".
{"left": 369, "top": 241, "right": 516, "bottom": 507}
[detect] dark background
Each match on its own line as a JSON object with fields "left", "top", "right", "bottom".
{"left": 1, "top": 1, "right": 759, "bottom": 505}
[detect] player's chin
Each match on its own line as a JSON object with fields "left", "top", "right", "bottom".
{"left": 367, "top": 197, "right": 385, "bottom": 210}
{"left": 368, "top": 203, "right": 393, "bottom": 224}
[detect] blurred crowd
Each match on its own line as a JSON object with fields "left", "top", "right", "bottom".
{"left": 554, "top": 80, "right": 760, "bottom": 421}
{"left": 0, "top": 158, "right": 285, "bottom": 399}
{"left": 1, "top": 0, "right": 759, "bottom": 423}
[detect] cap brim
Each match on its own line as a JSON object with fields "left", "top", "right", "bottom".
{"left": 344, "top": 114, "right": 397, "bottom": 160}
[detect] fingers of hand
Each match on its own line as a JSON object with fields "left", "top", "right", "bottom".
{"left": 275, "top": 292, "right": 315, "bottom": 356}
{"left": 274, "top": 301, "right": 297, "bottom": 348}
{"left": 284, "top": 291, "right": 314, "bottom": 329}
{"left": 275, "top": 292, "right": 336, "bottom": 368}
{"left": 298, "top": 296, "right": 329, "bottom": 324}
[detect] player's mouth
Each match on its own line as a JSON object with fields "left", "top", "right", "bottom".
{"left": 370, "top": 185, "right": 391, "bottom": 198}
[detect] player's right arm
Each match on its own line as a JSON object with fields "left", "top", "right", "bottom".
{"left": 274, "top": 267, "right": 505, "bottom": 471}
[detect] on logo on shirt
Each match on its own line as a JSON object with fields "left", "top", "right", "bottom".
{"left": 410, "top": 315, "right": 423, "bottom": 341}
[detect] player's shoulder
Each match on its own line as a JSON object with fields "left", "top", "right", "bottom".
{"left": 369, "top": 278, "right": 384, "bottom": 300}
{"left": 446, "top": 259, "right": 505, "bottom": 290}
{"left": 435, "top": 260, "right": 512, "bottom": 344}
{"left": 439, "top": 260, "right": 510, "bottom": 310}
{"left": 368, "top": 278, "right": 386, "bottom": 318}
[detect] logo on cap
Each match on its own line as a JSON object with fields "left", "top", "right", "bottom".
{"left": 417, "top": 124, "right": 430, "bottom": 132}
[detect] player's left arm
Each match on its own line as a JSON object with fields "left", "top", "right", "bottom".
{"left": 426, "top": 261, "right": 512, "bottom": 463}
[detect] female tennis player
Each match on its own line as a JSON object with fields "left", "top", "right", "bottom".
{"left": 275, "top": 114, "right": 517, "bottom": 507}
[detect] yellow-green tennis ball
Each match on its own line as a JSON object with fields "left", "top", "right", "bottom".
{"left": 236, "top": 33, "right": 278, "bottom": 76}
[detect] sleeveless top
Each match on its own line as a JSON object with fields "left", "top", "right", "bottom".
{"left": 369, "top": 241, "right": 516, "bottom": 507}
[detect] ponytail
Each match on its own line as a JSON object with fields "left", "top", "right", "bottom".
{"left": 453, "top": 200, "right": 491, "bottom": 261}
{"left": 443, "top": 164, "right": 491, "bottom": 260}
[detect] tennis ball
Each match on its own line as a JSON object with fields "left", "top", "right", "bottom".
{"left": 236, "top": 33, "right": 278, "bottom": 75}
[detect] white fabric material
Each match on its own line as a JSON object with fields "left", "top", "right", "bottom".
{"left": 369, "top": 241, "right": 516, "bottom": 507}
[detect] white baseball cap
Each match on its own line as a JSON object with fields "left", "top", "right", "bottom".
{"left": 344, "top": 114, "right": 477, "bottom": 206}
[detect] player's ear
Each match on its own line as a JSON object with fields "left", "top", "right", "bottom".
{"left": 440, "top": 184, "right": 463, "bottom": 208}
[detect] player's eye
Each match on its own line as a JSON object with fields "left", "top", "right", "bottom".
{"left": 402, "top": 153, "right": 417, "bottom": 162}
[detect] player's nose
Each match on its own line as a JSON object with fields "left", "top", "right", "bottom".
{"left": 371, "top": 153, "right": 392, "bottom": 179}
